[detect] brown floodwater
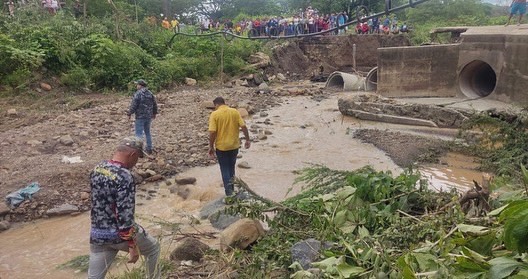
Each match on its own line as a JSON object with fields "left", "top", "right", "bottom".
{"left": 0, "top": 93, "right": 480, "bottom": 278}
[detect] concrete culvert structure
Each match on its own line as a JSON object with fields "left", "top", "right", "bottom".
{"left": 366, "top": 67, "right": 378, "bottom": 91}
{"left": 325, "top": 71, "right": 365, "bottom": 91}
{"left": 459, "top": 60, "right": 497, "bottom": 98}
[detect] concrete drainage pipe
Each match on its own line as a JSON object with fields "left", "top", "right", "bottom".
{"left": 365, "top": 67, "right": 378, "bottom": 91}
{"left": 325, "top": 71, "right": 366, "bottom": 91}
{"left": 459, "top": 60, "right": 497, "bottom": 98}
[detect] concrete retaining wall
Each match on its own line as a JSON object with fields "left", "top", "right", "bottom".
{"left": 375, "top": 26, "right": 528, "bottom": 105}
{"left": 459, "top": 32, "right": 528, "bottom": 103}
{"left": 377, "top": 44, "right": 459, "bottom": 98}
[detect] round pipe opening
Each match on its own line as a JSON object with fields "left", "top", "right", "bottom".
{"left": 366, "top": 67, "right": 378, "bottom": 91}
{"left": 326, "top": 75, "right": 344, "bottom": 89}
{"left": 459, "top": 60, "right": 496, "bottom": 98}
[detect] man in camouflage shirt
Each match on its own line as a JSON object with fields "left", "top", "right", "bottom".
{"left": 128, "top": 79, "right": 158, "bottom": 154}
{"left": 88, "top": 137, "right": 160, "bottom": 279}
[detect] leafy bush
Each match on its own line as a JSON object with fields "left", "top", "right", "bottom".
{"left": 0, "top": 34, "right": 44, "bottom": 87}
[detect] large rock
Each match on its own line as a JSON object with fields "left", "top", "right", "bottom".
{"left": 202, "top": 101, "right": 215, "bottom": 109}
{"left": 291, "top": 239, "right": 327, "bottom": 270}
{"left": 199, "top": 198, "right": 225, "bottom": 220}
{"left": 0, "top": 221, "right": 10, "bottom": 232}
{"left": 40, "top": 82, "right": 52, "bottom": 91}
{"left": 237, "top": 108, "right": 249, "bottom": 119}
{"left": 237, "top": 161, "right": 251, "bottom": 169}
{"left": 247, "top": 52, "right": 271, "bottom": 69}
{"left": 220, "top": 218, "right": 265, "bottom": 251}
{"left": 209, "top": 212, "right": 240, "bottom": 230}
{"left": 170, "top": 237, "right": 210, "bottom": 262}
{"left": 7, "top": 109, "right": 18, "bottom": 117}
{"left": 59, "top": 135, "right": 75, "bottom": 146}
{"left": 46, "top": 203, "right": 79, "bottom": 216}
{"left": 169, "top": 185, "right": 190, "bottom": 199}
{"left": 0, "top": 202, "right": 10, "bottom": 217}
{"left": 175, "top": 177, "right": 196, "bottom": 185}
{"left": 185, "top": 78, "right": 197, "bottom": 86}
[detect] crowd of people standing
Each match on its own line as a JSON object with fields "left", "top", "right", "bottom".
{"left": 168, "top": 6, "right": 410, "bottom": 37}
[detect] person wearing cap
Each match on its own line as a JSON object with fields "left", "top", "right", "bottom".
{"left": 208, "top": 97, "right": 250, "bottom": 197}
{"left": 88, "top": 137, "right": 160, "bottom": 279}
{"left": 128, "top": 79, "right": 158, "bottom": 155}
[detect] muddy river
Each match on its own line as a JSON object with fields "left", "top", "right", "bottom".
{"left": 0, "top": 92, "right": 483, "bottom": 278}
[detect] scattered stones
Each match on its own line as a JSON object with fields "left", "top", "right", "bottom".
{"left": 0, "top": 220, "right": 10, "bottom": 232}
{"left": 264, "top": 130, "right": 273, "bottom": 135}
{"left": 169, "top": 185, "right": 190, "bottom": 199}
{"left": 79, "top": 131, "right": 90, "bottom": 139}
{"left": 237, "top": 108, "right": 249, "bottom": 119}
{"left": 258, "top": 82, "right": 269, "bottom": 89}
{"left": 80, "top": 192, "right": 90, "bottom": 200}
{"left": 291, "top": 239, "right": 333, "bottom": 270}
{"left": 199, "top": 198, "right": 225, "bottom": 220}
{"left": 170, "top": 237, "right": 210, "bottom": 262}
{"left": 59, "top": 135, "right": 74, "bottom": 146}
{"left": 145, "top": 169, "right": 157, "bottom": 177}
{"left": 259, "top": 112, "right": 269, "bottom": 117}
{"left": 26, "top": 140, "right": 42, "bottom": 146}
{"left": 237, "top": 161, "right": 251, "bottom": 169}
{"left": 277, "top": 73, "right": 287, "bottom": 81}
{"left": 247, "top": 52, "right": 271, "bottom": 69}
{"left": 7, "top": 109, "right": 18, "bottom": 117}
{"left": 46, "top": 203, "right": 79, "bottom": 216}
{"left": 0, "top": 202, "right": 10, "bottom": 217}
{"left": 40, "top": 82, "right": 52, "bottom": 91}
{"left": 175, "top": 177, "right": 197, "bottom": 185}
{"left": 209, "top": 211, "right": 240, "bottom": 230}
{"left": 220, "top": 218, "right": 265, "bottom": 251}
{"left": 257, "top": 134, "right": 268, "bottom": 140}
{"left": 145, "top": 174, "right": 163, "bottom": 182}
{"left": 185, "top": 77, "right": 197, "bottom": 86}
{"left": 202, "top": 101, "right": 215, "bottom": 109}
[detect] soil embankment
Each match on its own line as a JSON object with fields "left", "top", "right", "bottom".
{"left": 270, "top": 34, "right": 411, "bottom": 77}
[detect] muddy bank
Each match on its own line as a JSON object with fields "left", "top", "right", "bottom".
{"left": 354, "top": 129, "right": 450, "bottom": 168}
{"left": 270, "top": 34, "right": 411, "bottom": 77}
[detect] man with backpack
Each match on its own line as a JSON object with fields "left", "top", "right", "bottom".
{"left": 127, "top": 79, "right": 158, "bottom": 155}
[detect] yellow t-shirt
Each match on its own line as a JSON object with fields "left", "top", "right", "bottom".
{"left": 208, "top": 105, "right": 246, "bottom": 151}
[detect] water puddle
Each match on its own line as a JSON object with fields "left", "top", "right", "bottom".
{"left": 0, "top": 93, "right": 480, "bottom": 278}
{"left": 420, "top": 152, "right": 481, "bottom": 193}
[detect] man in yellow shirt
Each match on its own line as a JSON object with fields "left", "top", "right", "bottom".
{"left": 208, "top": 97, "right": 250, "bottom": 197}
{"left": 171, "top": 18, "right": 179, "bottom": 32}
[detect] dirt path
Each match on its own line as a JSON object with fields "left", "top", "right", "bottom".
{"left": 0, "top": 85, "right": 282, "bottom": 223}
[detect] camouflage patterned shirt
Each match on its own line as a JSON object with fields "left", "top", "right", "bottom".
{"left": 89, "top": 160, "right": 137, "bottom": 245}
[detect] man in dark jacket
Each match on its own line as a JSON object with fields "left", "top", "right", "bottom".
{"left": 128, "top": 79, "right": 158, "bottom": 154}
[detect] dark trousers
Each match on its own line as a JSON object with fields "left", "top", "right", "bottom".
{"left": 216, "top": 149, "right": 239, "bottom": 196}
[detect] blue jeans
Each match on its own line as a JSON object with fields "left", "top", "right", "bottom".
{"left": 216, "top": 149, "right": 239, "bottom": 196}
{"left": 135, "top": 118, "right": 152, "bottom": 151}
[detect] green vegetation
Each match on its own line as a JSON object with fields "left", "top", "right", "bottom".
{"left": 224, "top": 165, "right": 528, "bottom": 278}
{"left": 57, "top": 254, "right": 90, "bottom": 272}
{"left": 459, "top": 114, "right": 528, "bottom": 180}
{"left": 0, "top": 0, "right": 512, "bottom": 93}
{"left": 400, "top": 0, "right": 509, "bottom": 44}
{"left": 0, "top": 6, "right": 261, "bottom": 93}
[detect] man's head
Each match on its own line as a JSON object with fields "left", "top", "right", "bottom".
{"left": 213, "top": 97, "right": 225, "bottom": 109}
{"left": 115, "top": 137, "right": 144, "bottom": 169}
{"left": 134, "top": 79, "right": 148, "bottom": 89}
